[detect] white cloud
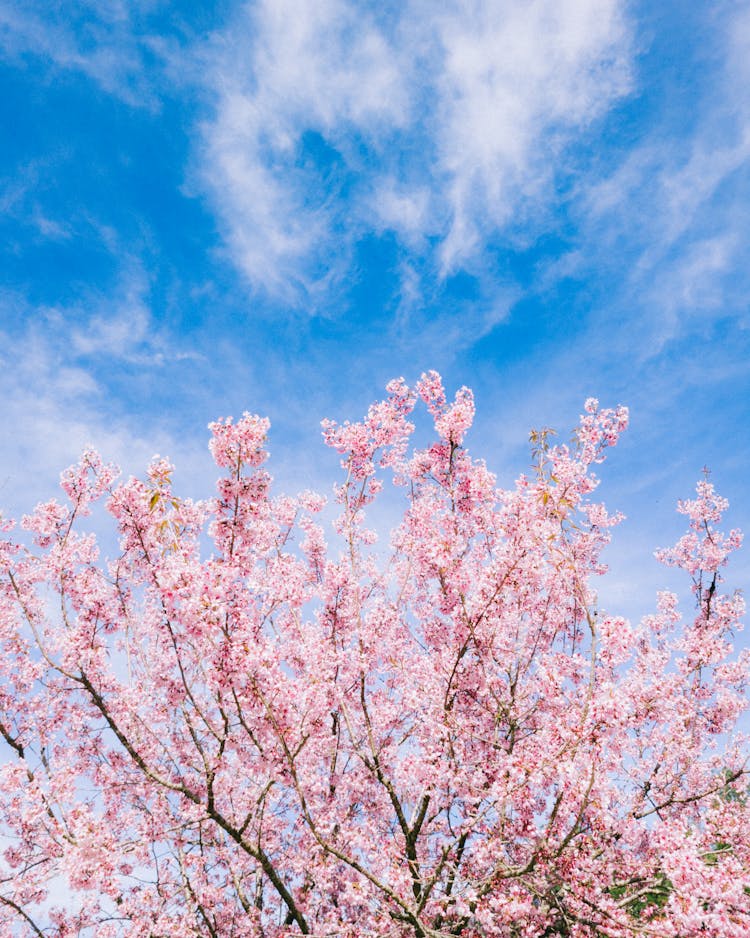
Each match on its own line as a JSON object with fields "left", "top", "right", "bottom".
{"left": 35, "top": 266, "right": 200, "bottom": 367}
{"left": 196, "top": 0, "right": 407, "bottom": 302}
{"left": 581, "top": 131, "right": 750, "bottom": 289}
{"left": 428, "top": 0, "right": 631, "bottom": 271}
{"left": 68, "top": 277, "right": 152, "bottom": 359}
{"left": 197, "top": 0, "right": 632, "bottom": 302}
{"left": 588, "top": 11, "right": 750, "bottom": 346}
{"left": 34, "top": 215, "right": 74, "bottom": 241}
{"left": 648, "top": 234, "right": 741, "bottom": 344}
{"left": 0, "top": 285, "right": 205, "bottom": 522}
{"left": 0, "top": 319, "right": 129, "bottom": 518}
{"left": 3, "top": 0, "right": 635, "bottom": 306}
{"left": 0, "top": 0, "right": 173, "bottom": 109}
{"left": 0, "top": 158, "right": 78, "bottom": 243}
{"left": 371, "top": 180, "right": 433, "bottom": 246}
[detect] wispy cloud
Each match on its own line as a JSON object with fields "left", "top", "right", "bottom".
{"left": 196, "top": 0, "right": 407, "bottom": 302}
{"left": 28, "top": 265, "right": 187, "bottom": 366}
{"left": 426, "top": 0, "right": 631, "bottom": 272}
{"left": 0, "top": 157, "right": 79, "bottom": 244}
{"left": 0, "top": 0, "right": 175, "bottom": 109}
{"left": 0, "top": 312, "right": 135, "bottom": 518}
{"left": 0, "top": 279, "right": 205, "bottom": 520}
{"left": 566, "top": 1, "right": 750, "bottom": 346}
{"left": 197, "top": 0, "right": 632, "bottom": 303}
{"left": 65, "top": 269, "right": 157, "bottom": 361}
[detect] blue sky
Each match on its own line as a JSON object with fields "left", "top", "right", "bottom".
{"left": 1, "top": 0, "right": 749, "bottom": 621}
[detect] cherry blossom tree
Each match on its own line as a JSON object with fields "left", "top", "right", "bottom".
{"left": 0, "top": 372, "right": 747, "bottom": 937}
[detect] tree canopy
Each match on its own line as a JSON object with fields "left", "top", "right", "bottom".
{"left": 0, "top": 373, "right": 747, "bottom": 936}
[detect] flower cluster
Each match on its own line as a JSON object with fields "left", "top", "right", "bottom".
{"left": 0, "top": 374, "right": 746, "bottom": 937}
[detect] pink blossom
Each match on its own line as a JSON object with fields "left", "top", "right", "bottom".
{"left": 0, "top": 375, "right": 746, "bottom": 936}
